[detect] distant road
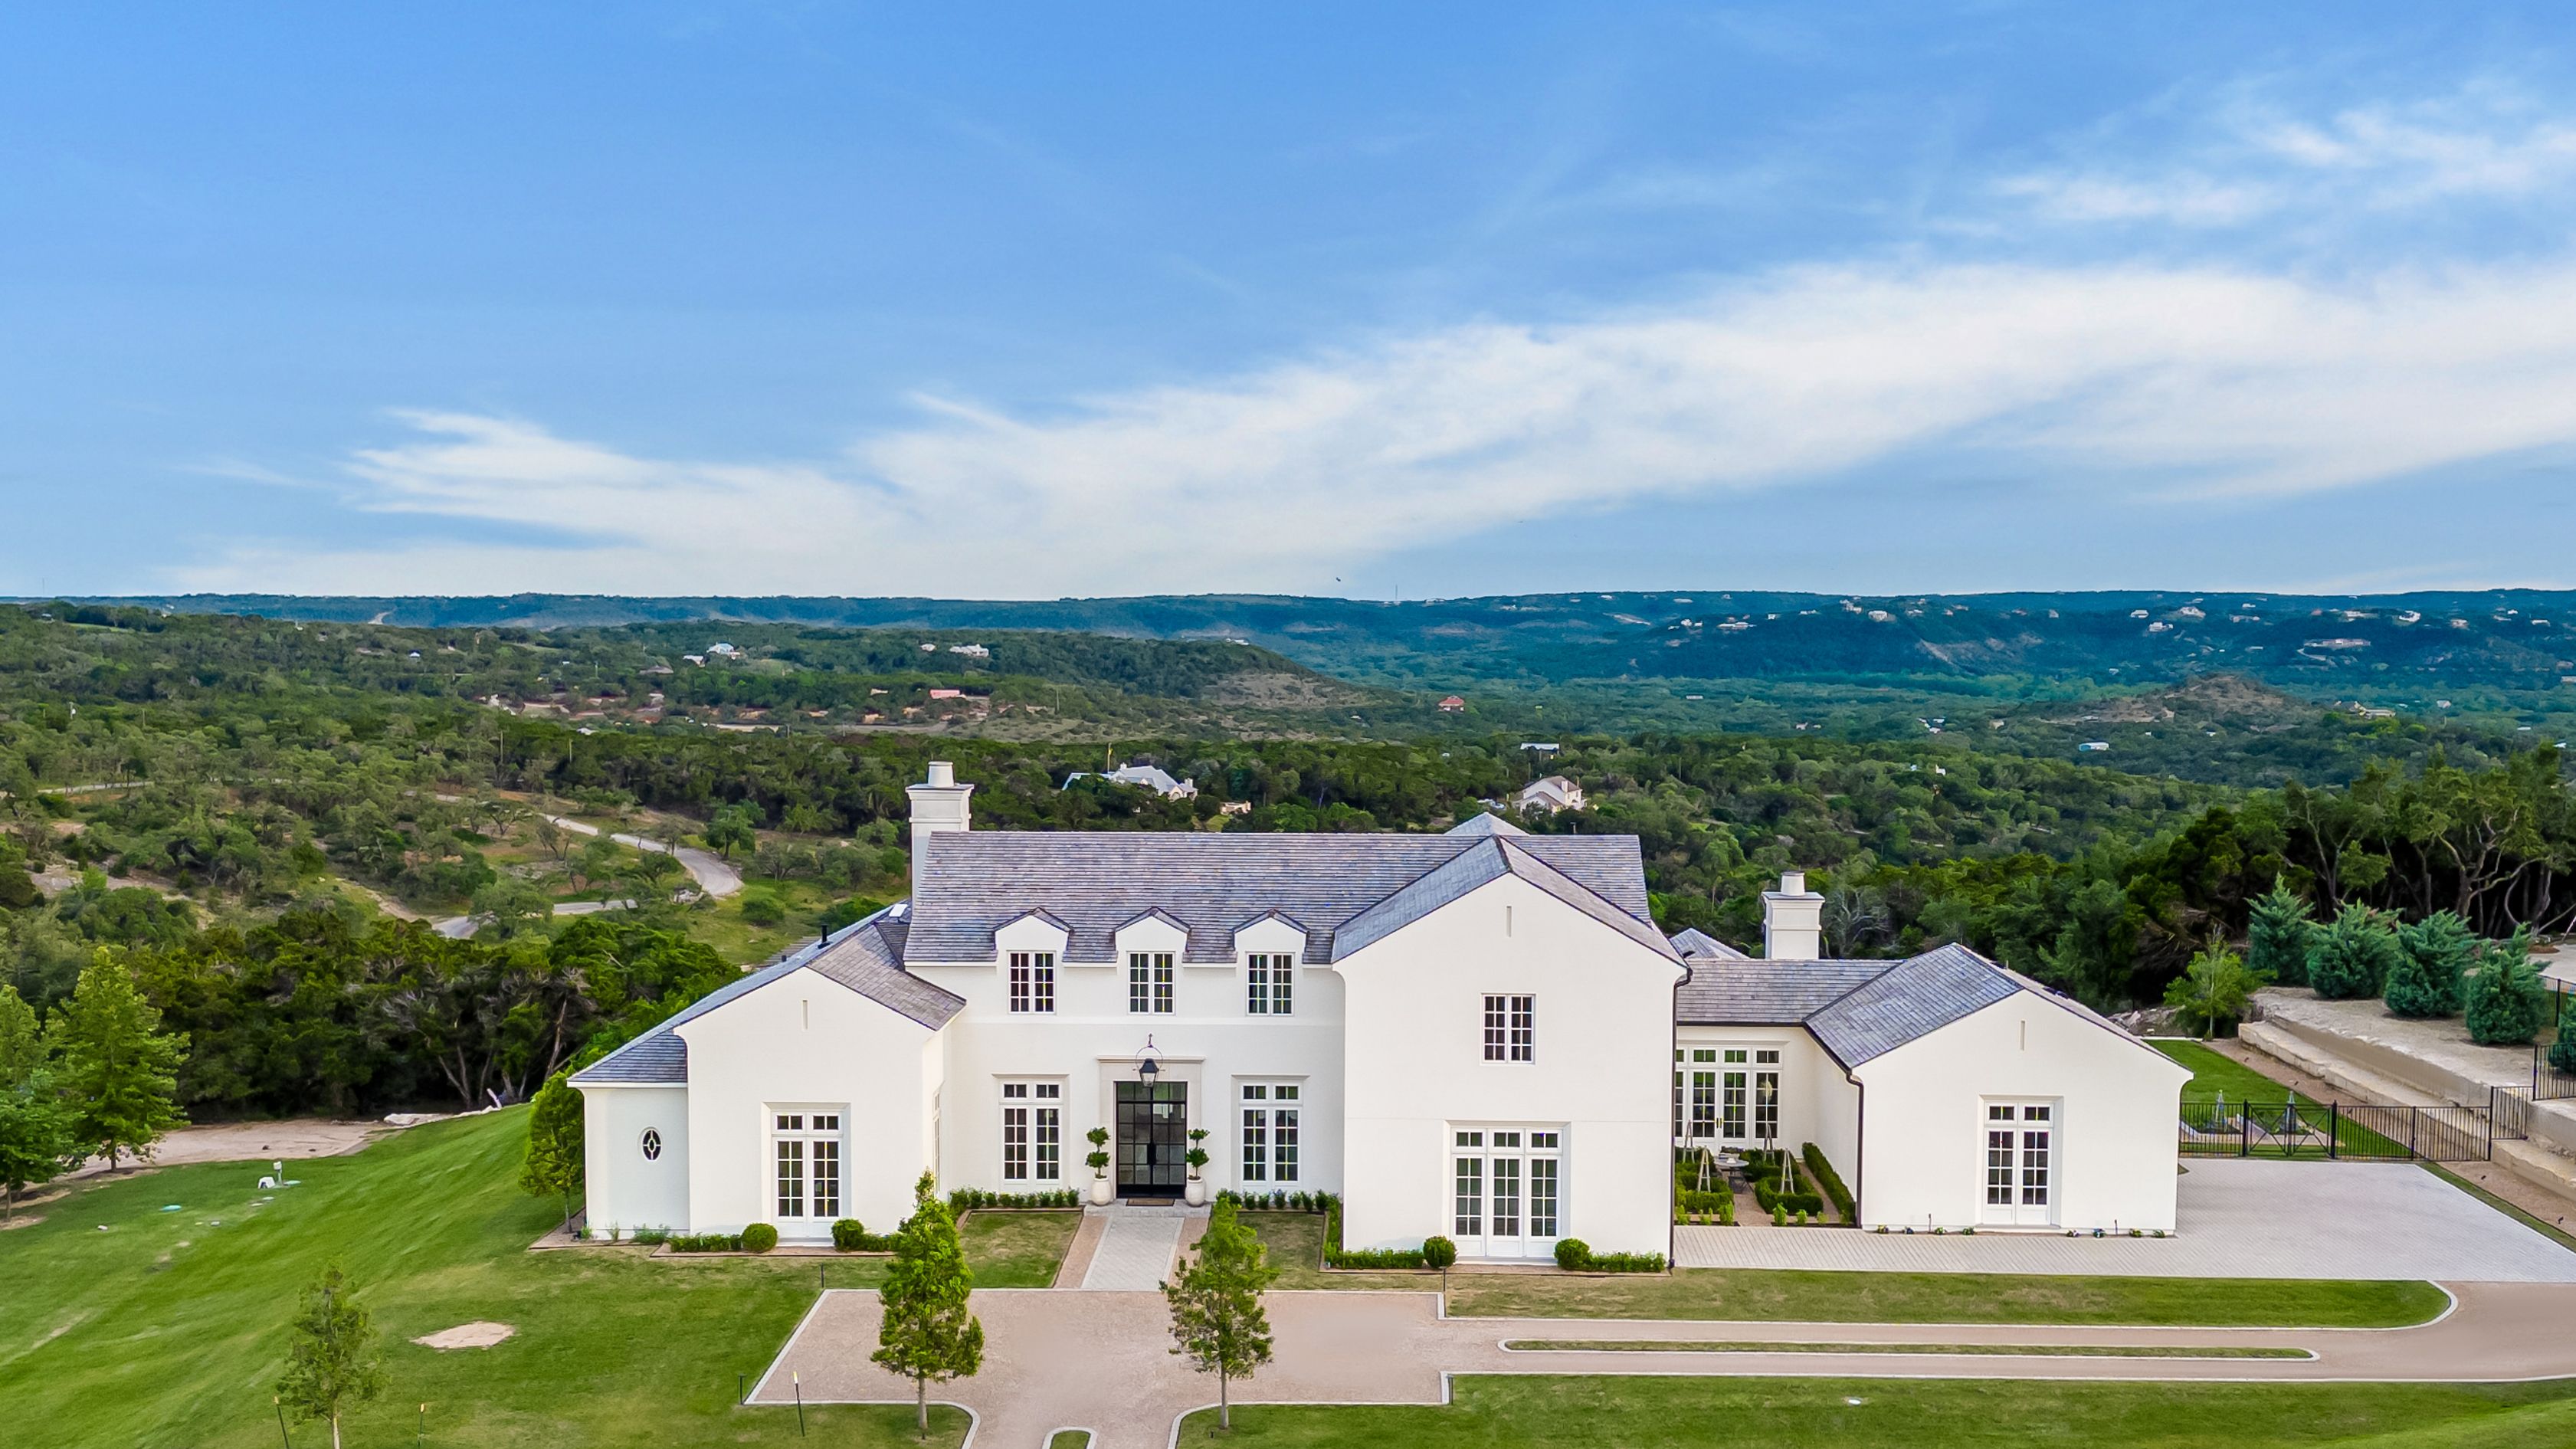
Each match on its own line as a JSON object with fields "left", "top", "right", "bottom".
{"left": 543, "top": 813, "right": 743, "bottom": 898}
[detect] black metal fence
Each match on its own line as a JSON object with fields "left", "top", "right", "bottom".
{"left": 2533, "top": 1046, "right": 2576, "bottom": 1102}
{"left": 2180, "top": 1090, "right": 2527, "bottom": 1163}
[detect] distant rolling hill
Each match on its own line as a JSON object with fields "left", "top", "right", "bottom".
{"left": 70, "top": 588, "right": 2576, "bottom": 705}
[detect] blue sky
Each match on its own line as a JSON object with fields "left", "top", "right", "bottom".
{"left": 8, "top": 3, "right": 2576, "bottom": 599}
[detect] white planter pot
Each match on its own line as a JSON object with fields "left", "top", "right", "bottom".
{"left": 1090, "top": 1177, "right": 1116, "bottom": 1206}
{"left": 1184, "top": 1179, "right": 1208, "bottom": 1207}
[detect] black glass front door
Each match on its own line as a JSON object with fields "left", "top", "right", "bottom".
{"left": 1114, "top": 1080, "right": 1188, "bottom": 1197}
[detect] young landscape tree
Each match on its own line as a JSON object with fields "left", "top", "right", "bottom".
{"left": 1163, "top": 1199, "right": 1280, "bottom": 1431}
{"left": 47, "top": 954, "right": 187, "bottom": 1169}
{"left": 0, "top": 982, "right": 43, "bottom": 1087}
{"left": 276, "top": 1263, "right": 387, "bottom": 1449}
{"left": 2305, "top": 903, "right": 2402, "bottom": 1002}
{"left": 2465, "top": 933, "right": 2546, "bottom": 1046}
{"left": 0, "top": 1067, "right": 77, "bottom": 1221}
{"left": 519, "top": 1069, "right": 585, "bottom": 1227}
{"left": 873, "top": 1173, "right": 984, "bottom": 1438}
{"left": 2247, "top": 880, "right": 2316, "bottom": 987}
{"left": 2385, "top": 911, "right": 2473, "bottom": 1019}
{"left": 2161, "top": 940, "right": 2266, "bottom": 1039}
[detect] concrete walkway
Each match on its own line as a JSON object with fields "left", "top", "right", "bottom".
{"left": 1078, "top": 1214, "right": 1183, "bottom": 1290}
{"left": 1675, "top": 1159, "right": 2576, "bottom": 1281}
{"left": 755, "top": 1281, "right": 2576, "bottom": 1449}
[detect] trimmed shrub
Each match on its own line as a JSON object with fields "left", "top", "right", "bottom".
{"left": 2466, "top": 936, "right": 2546, "bottom": 1046}
{"left": 2386, "top": 911, "right": 2472, "bottom": 1018}
{"left": 2247, "top": 880, "right": 2316, "bottom": 987}
{"left": 1801, "top": 1143, "right": 1855, "bottom": 1221}
{"left": 1554, "top": 1239, "right": 1591, "bottom": 1270}
{"left": 1421, "top": 1235, "right": 1457, "bottom": 1274}
{"left": 831, "top": 1218, "right": 876, "bottom": 1251}
{"left": 740, "top": 1222, "right": 778, "bottom": 1254}
{"left": 2307, "top": 903, "right": 2404, "bottom": 1001}
{"left": 1554, "top": 1240, "right": 1663, "bottom": 1274}
{"left": 945, "top": 1187, "right": 1081, "bottom": 1215}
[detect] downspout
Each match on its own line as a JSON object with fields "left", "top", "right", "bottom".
{"left": 1668, "top": 969, "right": 1682, "bottom": 1270}
{"left": 1850, "top": 1075, "right": 1865, "bottom": 1228}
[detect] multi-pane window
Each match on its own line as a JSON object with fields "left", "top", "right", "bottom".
{"left": 2020, "top": 1105, "right": 2052, "bottom": 1205}
{"left": 1247, "top": 953, "right": 1293, "bottom": 1015}
{"left": 1240, "top": 1083, "right": 1301, "bottom": 1182}
{"left": 1722, "top": 1065, "right": 1748, "bottom": 1139}
{"left": 1529, "top": 1133, "right": 1560, "bottom": 1238}
{"left": 1008, "top": 952, "right": 1056, "bottom": 1015}
{"left": 1686, "top": 1048, "right": 1717, "bottom": 1139}
{"left": 1985, "top": 1106, "right": 2016, "bottom": 1206}
{"left": 1492, "top": 1133, "right": 1523, "bottom": 1238}
{"left": 1754, "top": 1048, "right": 1781, "bottom": 1141}
{"left": 1129, "top": 952, "right": 1175, "bottom": 1014}
{"left": 1453, "top": 1131, "right": 1484, "bottom": 1234}
{"left": 1482, "top": 995, "right": 1535, "bottom": 1061}
{"left": 1002, "top": 1083, "right": 1062, "bottom": 1182}
{"left": 772, "top": 1111, "right": 842, "bottom": 1219}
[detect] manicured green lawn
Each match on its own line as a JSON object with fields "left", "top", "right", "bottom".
{"left": 2155, "top": 1038, "right": 2316, "bottom": 1107}
{"left": 1445, "top": 1267, "right": 2444, "bottom": 1327}
{"left": 1240, "top": 1213, "right": 2443, "bottom": 1327}
{"left": 0, "top": 1109, "right": 1012, "bottom": 1448}
{"left": 1179, "top": 1376, "right": 2576, "bottom": 1447}
{"left": 959, "top": 1209, "right": 1082, "bottom": 1287}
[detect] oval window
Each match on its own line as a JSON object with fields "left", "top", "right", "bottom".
{"left": 641, "top": 1128, "right": 663, "bottom": 1162}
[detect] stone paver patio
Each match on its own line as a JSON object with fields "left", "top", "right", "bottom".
{"left": 1078, "top": 1214, "right": 1182, "bottom": 1290}
{"left": 1675, "top": 1159, "right": 2576, "bottom": 1281}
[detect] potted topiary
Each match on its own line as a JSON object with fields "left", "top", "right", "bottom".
{"left": 1183, "top": 1128, "right": 1211, "bottom": 1206}
{"left": 1086, "top": 1126, "right": 1114, "bottom": 1205}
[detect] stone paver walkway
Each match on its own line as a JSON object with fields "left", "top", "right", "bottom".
{"left": 756, "top": 1282, "right": 2576, "bottom": 1449}
{"left": 1078, "top": 1214, "right": 1181, "bottom": 1290}
{"left": 1675, "top": 1159, "right": 2576, "bottom": 1281}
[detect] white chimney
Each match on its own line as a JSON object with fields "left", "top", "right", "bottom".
{"left": 905, "top": 761, "right": 974, "bottom": 896}
{"left": 1762, "top": 869, "right": 1824, "bottom": 960}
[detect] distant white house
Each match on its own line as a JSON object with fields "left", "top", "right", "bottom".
{"left": 572, "top": 769, "right": 2186, "bottom": 1258}
{"left": 707, "top": 642, "right": 740, "bottom": 657}
{"left": 1518, "top": 775, "right": 1586, "bottom": 812}
{"left": 946, "top": 643, "right": 991, "bottom": 659}
{"left": 1064, "top": 764, "right": 1199, "bottom": 800}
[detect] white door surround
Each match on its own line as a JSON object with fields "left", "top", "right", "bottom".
{"left": 1981, "top": 1099, "right": 2057, "bottom": 1227}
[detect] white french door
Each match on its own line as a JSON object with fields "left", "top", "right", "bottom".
{"left": 1981, "top": 1101, "right": 2055, "bottom": 1226}
{"left": 1450, "top": 1127, "right": 1562, "bottom": 1260}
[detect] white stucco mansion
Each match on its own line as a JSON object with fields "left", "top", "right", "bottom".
{"left": 572, "top": 762, "right": 2188, "bottom": 1259}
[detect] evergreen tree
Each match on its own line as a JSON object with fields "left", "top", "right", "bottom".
{"left": 2385, "top": 911, "right": 2473, "bottom": 1018}
{"left": 519, "top": 1070, "right": 585, "bottom": 1226}
{"left": 0, "top": 983, "right": 42, "bottom": 1087}
{"left": 2305, "top": 904, "right": 2402, "bottom": 1002}
{"left": 47, "top": 954, "right": 187, "bottom": 1169}
{"left": 276, "top": 1263, "right": 386, "bottom": 1449}
{"left": 2162, "top": 941, "right": 2264, "bottom": 1038}
{"left": 1164, "top": 1200, "right": 1280, "bottom": 1430}
{"left": 2247, "top": 880, "right": 2317, "bottom": 987}
{"left": 0, "top": 1070, "right": 79, "bottom": 1221}
{"left": 2465, "top": 934, "right": 2546, "bottom": 1046}
{"left": 873, "top": 1177, "right": 983, "bottom": 1438}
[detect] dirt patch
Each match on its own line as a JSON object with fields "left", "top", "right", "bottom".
{"left": 63, "top": 1118, "right": 394, "bottom": 1182}
{"left": 414, "top": 1322, "right": 516, "bottom": 1350}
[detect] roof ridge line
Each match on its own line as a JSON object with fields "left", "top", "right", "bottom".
{"left": 1495, "top": 834, "right": 1653, "bottom": 929}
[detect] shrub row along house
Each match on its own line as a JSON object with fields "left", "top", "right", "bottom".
{"left": 572, "top": 763, "right": 2187, "bottom": 1258}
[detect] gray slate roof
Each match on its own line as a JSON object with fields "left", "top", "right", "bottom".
{"left": 569, "top": 907, "right": 958, "bottom": 1087}
{"left": 1677, "top": 941, "right": 2029, "bottom": 1069}
{"left": 1332, "top": 837, "right": 1680, "bottom": 963}
{"left": 903, "top": 831, "right": 1657, "bottom": 965}
{"left": 1668, "top": 927, "right": 1749, "bottom": 962}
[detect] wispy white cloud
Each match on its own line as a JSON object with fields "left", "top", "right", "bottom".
{"left": 1998, "top": 82, "right": 2576, "bottom": 227}
{"left": 175, "top": 253, "right": 2576, "bottom": 598}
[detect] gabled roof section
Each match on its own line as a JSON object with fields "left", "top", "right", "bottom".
{"left": 1996, "top": 965, "right": 2195, "bottom": 1074}
{"left": 998, "top": 906, "right": 1071, "bottom": 934}
{"left": 1446, "top": 812, "right": 1525, "bottom": 838}
{"left": 903, "top": 831, "right": 1653, "bottom": 964}
{"left": 569, "top": 906, "right": 959, "bottom": 1087}
{"left": 1669, "top": 928, "right": 1750, "bottom": 962}
{"left": 1232, "top": 908, "right": 1309, "bottom": 936}
{"left": 1111, "top": 906, "right": 1191, "bottom": 936}
{"left": 1676, "top": 958, "right": 1895, "bottom": 1024}
{"left": 1803, "top": 943, "right": 2022, "bottom": 1068}
{"left": 1327, "top": 837, "right": 1680, "bottom": 964}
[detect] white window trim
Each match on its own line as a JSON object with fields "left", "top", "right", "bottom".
{"left": 999, "top": 1079, "right": 1065, "bottom": 1184}
{"left": 1244, "top": 952, "right": 1296, "bottom": 1016}
{"left": 1237, "top": 1078, "right": 1304, "bottom": 1185}
{"left": 767, "top": 1104, "right": 847, "bottom": 1225}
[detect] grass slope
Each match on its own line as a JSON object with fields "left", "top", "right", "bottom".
{"left": 1183, "top": 1377, "right": 2576, "bottom": 1447}
{"left": 0, "top": 1109, "right": 1017, "bottom": 1448}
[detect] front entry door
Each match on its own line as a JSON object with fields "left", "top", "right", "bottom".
{"left": 1115, "top": 1081, "right": 1188, "bottom": 1198}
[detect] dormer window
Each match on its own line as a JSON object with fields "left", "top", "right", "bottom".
{"left": 1128, "top": 952, "right": 1175, "bottom": 1014}
{"left": 1008, "top": 951, "right": 1056, "bottom": 1014}
{"left": 1247, "top": 953, "right": 1293, "bottom": 1015}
